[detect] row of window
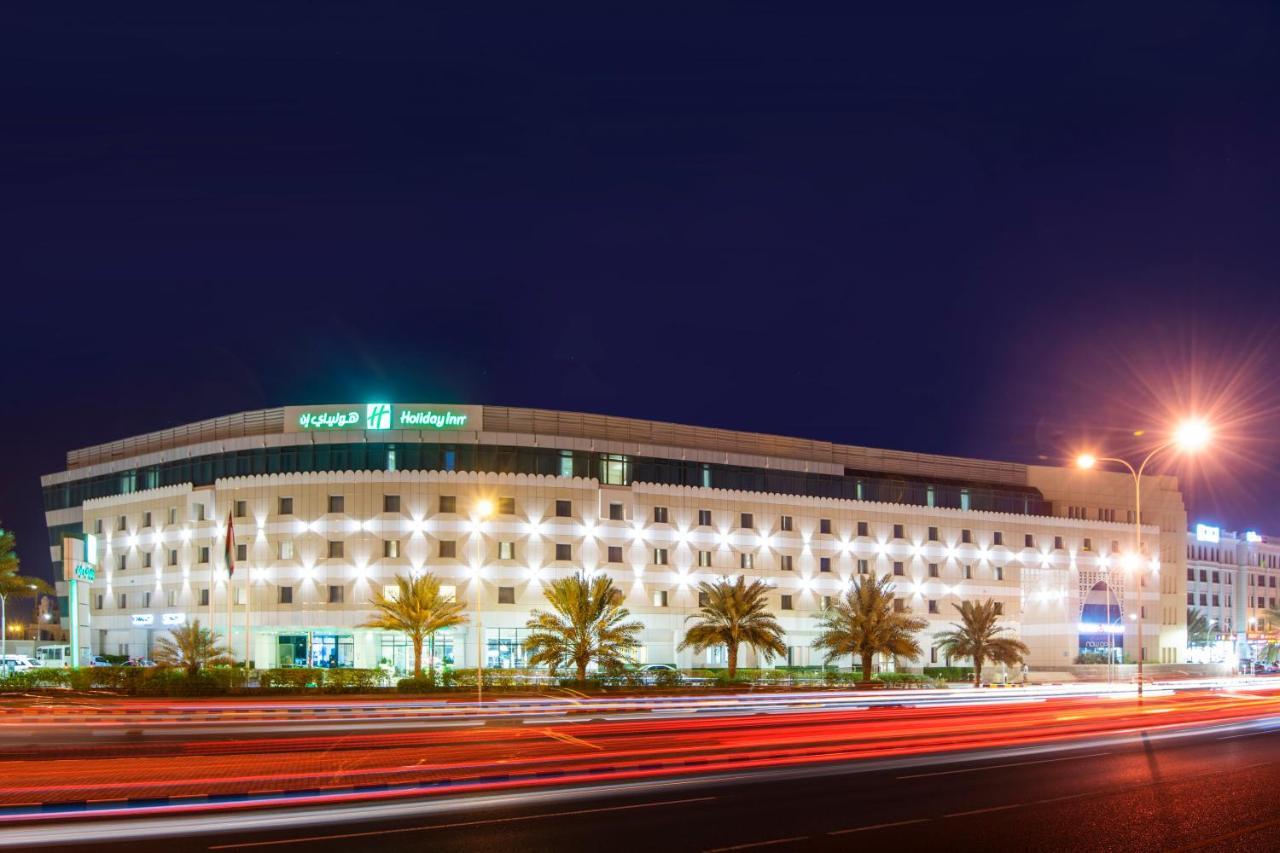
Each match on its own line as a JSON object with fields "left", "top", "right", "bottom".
{"left": 1187, "top": 568, "right": 1280, "bottom": 589}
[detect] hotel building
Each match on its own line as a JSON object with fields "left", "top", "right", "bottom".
{"left": 42, "top": 403, "right": 1192, "bottom": 672}
{"left": 1185, "top": 524, "right": 1280, "bottom": 662}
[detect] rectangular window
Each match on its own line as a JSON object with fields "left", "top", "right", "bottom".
{"left": 195, "top": 504, "right": 207, "bottom": 522}
{"left": 856, "top": 521, "right": 868, "bottom": 537}
{"left": 993, "top": 602, "right": 1004, "bottom": 615}
{"left": 780, "top": 594, "right": 793, "bottom": 611}
{"left": 555, "top": 543, "right": 572, "bottom": 561}
{"left": 1212, "top": 571, "right": 1220, "bottom": 583}
{"left": 1083, "top": 538, "right": 1092, "bottom": 552}
{"left": 498, "top": 541, "right": 514, "bottom": 560}
{"left": 143, "top": 552, "right": 152, "bottom": 569}
{"left": 199, "top": 589, "right": 209, "bottom": 606}
{"left": 892, "top": 523, "right": 904, "bottom": 539}
{"left": 555, "top": 500, "right": 572, "bottom": 518}
{"left": 143, "top": 591, "right": 152, "bottom": 608}
{"left": 498, "top": 587, "right": 516, "bottom": 604}
{"left": 857, "top": 559, "right": 869, "bottom": 575}
{"left": 820, "top": 557, "right": 831, "bottom": 573}
{"left": 199, "top": 546, "right": 210, "bottom": 564}
{"left": 928, "top": 526, "right": 939, "bottom": 542}
{"left": 780, "top": 515, "right": 793, "bottom": 532}
{"left": 118, "top": 554, "right": 126, "bottom": 571}
{"left": 278, "top": 497, "right": 294, "bottom": 516}
{"left": 279, "top": 540, "right": 294, "bottom": 560}
{"left": 928, "top": 600, "right": 939, "bottom": 614}
{"left": 235, "top": 543, "right": 247, "bottom": 562}
{"left": 893, "top": 561, "right": 904, "bottom": 576}
{"left": 993, "top": 532, "right": 1003, "bottom": 546}
{"left": 607, "top": 546, "right": 623, "bottom": 563}
{"left": 279, "top": 586, "right": 293, "bottom": 604}
{"left": 167, "top": 589, "right": 177, "bottom": 607}
{"left": 327, "top": 541, "right": 344, "bottom": 559}
{"left": 94, "top": 518, "right": 103, "bottom": 534}
{"left": 654, "top": 506, "right": 669, "bottom": 523}
{"left": 964, "top": 565, "right": 973, "bottom": 579}
{"left": 234, "top": 500, "right": 247, "bottom": 518}
{"left": 328, "top": 585, "right": 343, "bottom": 604}
{"left": 384, "top": 539, "right": 400, "bottom": 559}
{"left": 698, "top": 550, "right": 713, "bottom": 567}
{"left": 821, "top": 595, "right": 834, "bottom": 610}
{"left": 740, "top": 513, "right": 754, "bottom": 530}
{"left": 1025, "top": 534, "right": 1034, "bottom": 548}
{"left": 961, "top": 529, "right": 972, "bottom": 544}
{"left": 439, "top": 540, "right": 457, "bottom": 558}
{"left": 439, "top": 495, "right": 457, "bottom": 513}
{"left": 928, "top": 563, "right": 939, "bottom": 578}
{"left": 653, "top": 590, "right": 669, "bottom": 607}
{"left": 383, "top": 495, "right": 401, "bottom": 513}
{"left": 698, "top": 591, "right": 710, "bottom": 607}
{"left": 697, "top": 509, "right": 712, "bottom": 526}
{"left": 168, "top": 549, "right": 177, "bottom": 566}
{"left": 995, "top": 566, "right": 1004, "bottom": 581}
{"left": 654, "top": 548, "right": 669, "bottom": 565}
{"left": 1055, "top": 536, "right": 1064, "bottom": 550}
{"left": 143, "top": 511, "right": 153, "bottom": 528}
{"left": 779, "top": 554, "right": 793, "bottom": 571}
{"left": 118, "top": 515, "right": 127, "bottom": 531}
{"left": 820, "top": 519, "right": 833, "bottom": 535}
{"left": 610, "top": 502, "right": 625, "bottom": 522}
{"left": 893, "top": 599, "right": 905, "bottom": 613}
{"left": 497, "top": 496, "right": 515, "bottom": 515}
{"left": 327, "top": 495, "right": 345, "bottom": 514}
{"left": 168, "top": 507, "right": 177, "bottom": 525}
{"left": 740, "top": 553, "right": 754, "bottom": 570}
{"left": 118, "top": 593, "right": 127, "bottom": 609}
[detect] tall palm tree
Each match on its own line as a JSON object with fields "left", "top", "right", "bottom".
{"left": 153, "top": 619, "right": 234, "bottom": 676}
{"left": 1186, "top": 608, "right": 1213, "bottom": 650}
{"left": 812, "top": 575, "right": 928, "bottom": 682}
{"left": 523, "top": 572, "right": 643, "bottom": 683}
{"left": 934, "top": 599, "right": 1029, "bottom": 687}
{"left": 360, "top": 573, "right": 468, "bottom": 680}
{"left": 0, "top": 526, "right": 52, "bottom": 670}
{"left": 679, "top": 576, "right": 786, "bottom": 679}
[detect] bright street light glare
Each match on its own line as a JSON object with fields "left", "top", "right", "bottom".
{"left": 1173, "top": 418, "right": 1211, "bottom": 452}
{"left": 474, "top": 498, "right": 495, "bottom": 519}
{"left": 1075, "top": 453, "right": 1096, "bottom": 469}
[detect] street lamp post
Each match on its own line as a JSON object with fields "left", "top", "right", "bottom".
{"left": 472, "top": 498, "right": 494, "bottom": 706}
{"left": 1077, "top": 418, "right": 1211, "bottom": 698}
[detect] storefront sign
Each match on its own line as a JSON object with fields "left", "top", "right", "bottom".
{"left": 1195, "top": 523, "right": 1220, "bottom": 543}
{"left": 285, "top": 403, "right": 480, "bottom": 433}
{"left": 131, "top": 614, "right": 154, "bottom": 626}
{"left": 161, "top": 613, "right": 186, "bottom": 626}
{"left": 1246, "top": 530, "right": 1263, "bottom": 543}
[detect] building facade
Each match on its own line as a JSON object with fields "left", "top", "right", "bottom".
{"left": 1185, "top": 524, "right": 1280, "bottom": 662}
{"left": 42, "top": 403, "right": 1191, "bottom": 672}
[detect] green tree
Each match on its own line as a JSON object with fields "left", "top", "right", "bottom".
{"left": 1186, "top": 608, "right": 1213, "bottom": 650}
{"left": 812, "top": 575, "right": 928, "bottom": 682}
{"left": 934, "top": 599, "right": 1030, "bottom": 687}
{"left": 0, "top": 526, "right": 53, "bottom": 670}
{"left": 152, "top": 619, "right": 234, "bottom": 676}
{"left": 360, "top": 573, "right": 468, "bottom": 680}
{"left": 523, "top": 572, "right": 643, "bottom": 682}
{"left": 679, "top": 576, "right": 786, "bottom": 679}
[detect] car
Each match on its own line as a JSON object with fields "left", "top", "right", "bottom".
{"left": 123, "top": 658, "right": 156, "bottom": 667}
{"left": 0, "top": 655, "right": 35, "bottom": 674}
{"left": 89, "top": 656, "right": 113, "bottom": 667}
{"left": 639, "top": 664, "right": 679, "bottom": 685}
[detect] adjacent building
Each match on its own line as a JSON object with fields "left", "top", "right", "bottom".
{"left": 42, "top": 403, "right": 1192, "bottom": 672}
{"left": 1185, "top": 524, "right": 1280, "bottom": 662}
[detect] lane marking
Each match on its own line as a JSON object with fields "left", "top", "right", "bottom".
{"left": 1166, "top": 814, "right": 1280, "bottom": 851}
{"left": 541, "top": 728, "right": 604, "bottom": 751}
{"left": 828, "top": 818, "right": 931, "bottom": 834}
{"left": 943, "top": 802, "right": 1024, "bottom": 818}
{"left": 1216, "top": 730, "right": 1276, "bottom": 741}
{"left": 896, "top": 751, "right": 1111, "bottom": 779}
{"left": 207, "top": 796, "right": 716, "bottom": 849}
{"left": 705, "top": 836, "right": 810, "bottom": 851}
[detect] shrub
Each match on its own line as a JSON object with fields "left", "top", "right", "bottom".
{"left": 922, "top": 666, "right": 975, "bottom": 681}
{"left": 321, "top": 669, "right": 382, "bottom": 693}
{"left": 396, "top": 676, "right": 437, "bottom": 693}
{"left": 258, "top": 668, "right": 321, "bottom": 691}
{"left": 651, "top": 668, "right": 683, "bottom": 688}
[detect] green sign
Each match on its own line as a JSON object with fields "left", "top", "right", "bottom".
{"left": 287, "top": 403, "right": 478, "bottom": 432}
{"left": 296, "top": 408, "right": 362, "bottom": 430}
{"left": 73, "top": 564, "right": 96, "bottom": 582}
{"left": 366, "top": 403, "right": 392, "bottom": 429}
{"left": 396, "top": 408, "right": 469, "bottom": 429}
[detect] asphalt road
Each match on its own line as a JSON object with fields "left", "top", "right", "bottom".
{"left": 16, "top": 712, "right": 1280, "bottom": 852}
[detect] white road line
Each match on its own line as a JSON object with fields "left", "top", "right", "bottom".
{"left": 1216, "top": 730, "right": 1277, "bottom": 740}
{"left": 705, "top": 836, "right": 810, "bottom": 851}
{"left": 896, "top": 750, "right": 1111, "bottom": 779}
{"left": 944, "top": 802, "right": 1025, "bottom": 818}
{"left": 828, "top": 818, "right": 931, "bottom": 834}
{"left": 207, "top": 796, "right": 716, "bottom": 849}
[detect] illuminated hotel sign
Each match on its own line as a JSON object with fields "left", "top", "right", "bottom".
{"left": 285, "top": 404, "right": 480, "bottom": 433}
{"left": 1195, "top": 524, "right": 1221, "bottom": 543}
{"left": 1246, "top": 531, "right": 1263, "bottom": 543}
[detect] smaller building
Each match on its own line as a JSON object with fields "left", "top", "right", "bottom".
{"left": 1185, "top": 524, "right": 1280, "bottom": 663}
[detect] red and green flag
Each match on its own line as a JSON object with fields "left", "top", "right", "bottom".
{"left": 224, "top": 510, "right": 236, "bottom": 577}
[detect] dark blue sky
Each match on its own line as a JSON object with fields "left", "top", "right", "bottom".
{"left": 5, "top": 4, "right": 1280, "bottom": 589}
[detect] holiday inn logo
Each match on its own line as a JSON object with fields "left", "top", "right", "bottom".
{"left": 366, "top": 402, "right": 392, "bottom": 430}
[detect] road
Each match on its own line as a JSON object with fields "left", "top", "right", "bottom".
{"left": 3, "top": 681, "right": 1279, "bottom": 851}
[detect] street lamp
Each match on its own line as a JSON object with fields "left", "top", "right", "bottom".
{"left": 1076, "top": 418, "right": 1212, "bottom": 697}
{"left": 472, "top": 498, "right": 495, "bottom": 705}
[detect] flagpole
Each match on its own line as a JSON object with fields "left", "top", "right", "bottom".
{"left": 244, "top": 559, "right": 252, "bottom": 667}
{"left": 225, "top": 510, "right": 234, "bottom": 663}
{"left": 208, "top": 514, "right": 216, "bottom": 635}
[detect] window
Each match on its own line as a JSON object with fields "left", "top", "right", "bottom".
{"left": 697, "top": 509, "right": 712, "bottom": 526}
{"left": 118, "top": 554, "right": 126, "bottom": 571}
{"left": 94, "top": 518, "right": 103, "bottom": 534}
{"left": 610, "top": 502, "right": 625, "bottom": 521}
{"left": 439, "top": 540, "right": 457, "bottom": 558}
{"left": 498, "top": 587, "right": 516, "bottom": 605}
{"left": 779, "top": 554, "right": 793, "bottom": 571}
{"left": 1083, "top": 538, "right": 1092, "bottom": 552}
{"left": 555, "top": 500, "right": 572, "bottom": 518}
{"left": 199, "top": 589, "right": 209, "bottom": 606}
{"left": 857, "top": 559, "right": 869, "bottom": 575}
{"left": 654, "top": 506, "right": 669, "bottom": 524}
{"left": 820, "top": 557, "right": 831, "bottom": 573}
{"left": 961, "top": 529, "right": 972, "bottom": 544}
{"left": 167, "top": 589, "right": 177, "bottom": 607}
{"left": 558, "top": 450, "right": 574, "bottom": 478}
{"left": 498, "top": 541, "right": 515, "bottom": 560}
{"left": 893, "top": 599, "right": 905, "bottom": 613}
{"left": 820, "top": 519, "right": 833, "bottom": 535}
{"left": 143, "top": 511, "right": 153, "bottom": 528}
{"left": 142, "top": 551, "right": 152, "bottom": 568}
{"left": 234, "top": 500, "right": 247, "bottom": 518}
{"left": 1111, "top": 540, "right": 1120, "bottom": 554}
{"left": 555, "top": 543, "right": 572, "bottom": 561}
{"left": 780, "top": 594, "right": 793, "bottom": 610}
{"left": 168, "top": 507, "right": 177, "bottom": 525}
{"left": 893, "top": 561, "right": 904, "bottom": 576}
{"left": 654, "top": 548, "right": 669, "bottom": 565}
{"left": 928, "top": 563, "right": 939, "bottom": 578}
{"left": 235, "top": 543, "right": 247, "bottom": 562}
{"left": 698, "top": 550, "right": 713, "bottom": 567}
{"left": 1187, "top": 593, "right": 1195, "bottom": 605}
{"left": 698, "top": 591, "right": 710, "bottom": 607}
{"left": 1212, "top": 571, "right": 1220, "bottom": 583}
{"left": 740, "top": 553, "right": 754, "bottom": 570}
{"left": 327, "top": 541, "right": 344, "bottom": 559}
{"left": 199, "top": 546, "right": 210, "bottom": 564}
{"left": 963, "top": 564, "right": 973, "bottom": 579}
{"left": 740, "top": 513, "right": 754, "bottom": 530}
{"left": 653, "top": 590, "right": 668, "bottom": 607}
{"left": 994, "top": 566, "right": 1004, "bottom": 581}
{"left": 194, "top": 504, "right": 207, "bottom": 522}
{"left": 327, "top": 585, "right": 343, "bottom": 604}
{"left": 168, "top": 549, "right": 177, "bottom": 566}
{"left": 325, "top": 495, "right": 344, "bottom": 513}
{"left": 928, "top": 600, "right": 939, "bottom": 614}
{"left": 780, "top": 515, "right": 793, "bottom": 532}
{"left": 607, "top": 546, "right": 623, "bottom": 563}
{"left": 143, "top": 591, "right": 152, "bottom": 608}
{"left": 278, "top": 497, "right": 294, "bottom": 516}
{"left": 118, "top": 593, "right": 127, "bottom": 609}
{"left": 118, "top": 515, "right": 127, "bottom": 531}
{"left": 892, "top": 524, "right": 904, "bottom": 539}
{"left": 993, "top": 602, "right": 1004, "bottom": 615}
{"left": 1024, "top": 534, "right": 1034, "bottom": 548}
{"left": 279, "top": 586, "right": 293, "bottom": 604}
{"left": 497, "top": 497, "right": 515, "bottom": 515}
{"left": 383, "top": 495, "right": 401, "bottom": 513}
{"left": 1054, "top": 536, "right": 1064, "bottom": 550}
{"left": 856, "top": 521, "right": 868, "bottom": 537}
{"left": 95, "top": 594, "right": 104, "bottom": 609}
{"left": 439, "top": 495, "right": 457, "bottom": 513}
{"left": 384, "top": 539, "right": 400, "bottom": 558}
{"left": 993, "top": 532, "right": 1003, "bottom": 546}
{"left": 279, "top": 540, "right": 294, "bottom": 560}
{"left": 927, "top": 526, "right": 939, "bottom": 542}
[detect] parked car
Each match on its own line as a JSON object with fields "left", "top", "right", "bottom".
{"left": 0, "top": 655, "right": 35, "bottom": 674}
{"left": 123, "top": 658, "right": 156, "bottom": 667}
{"left": 639, "top": 663, "right": 679, "bottom": 685}
{"left": 89, "top": 656, "right": 113, "bottom": 667}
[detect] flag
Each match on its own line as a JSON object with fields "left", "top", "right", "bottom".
{"left": 224, "top": 510, "right": 236, "bottom": 577}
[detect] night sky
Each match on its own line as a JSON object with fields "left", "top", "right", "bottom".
{"left": 5, "top": 5, "right": 1280, "bottom": 593}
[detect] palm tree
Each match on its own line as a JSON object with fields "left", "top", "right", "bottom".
{"left": 1186, "top": 608, "right": 1213, "bottom": 651}
{"left": 152, "top": 620, "right": 234, "bottom": 676}
{"left": 0, "top": 526, "right": 52, "bottom": 670}
{"left": 812, "top": 575, "right": 928, "bottom": 682}
{"left": 679, "top": 576, "right": 786, "bottom": 679}
{"left": 523, "top": 572, "right": 643, "bottom": 683}
{"left": 360, "top": 573, "right": 468, "bottom": 680}
{"left": 934, "top": 599, "right": 1029, "bottom": 687}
